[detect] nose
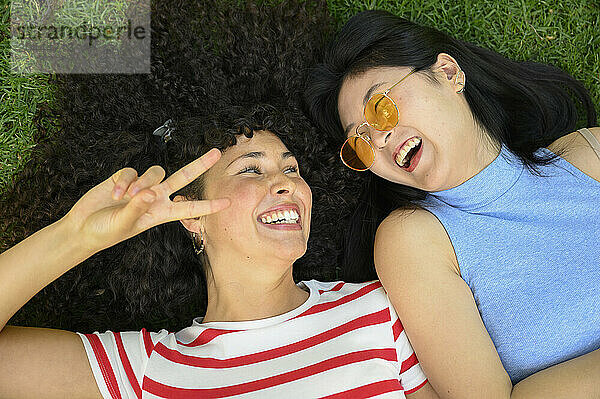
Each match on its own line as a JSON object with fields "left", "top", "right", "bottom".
{"left": 270, "top": 173, "right": 296, "bottom": 196}
{"left": 369, "top": 128, "right": 393, "bottom": 150}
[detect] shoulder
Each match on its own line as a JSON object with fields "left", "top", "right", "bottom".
{"left": 547, "top": 127, "right": 600, "bottom": 153}
{"left": 547, "top": 127, "right": 600, "bottom": 181}
{"left": 376, "top": 207, "right": 443, "bottom": 237}
{"left": 374, "top": 208, "right": 460, "bottom": 276}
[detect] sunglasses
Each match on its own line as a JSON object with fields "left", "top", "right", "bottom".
{"left": 340, "top": 69, "right": 416, "bottom": 171}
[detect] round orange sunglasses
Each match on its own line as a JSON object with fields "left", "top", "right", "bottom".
{"left": 340, "top": 69, "right": 416, "bottom": 171}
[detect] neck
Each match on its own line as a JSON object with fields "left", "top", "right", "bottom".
{"left": 202, "top": 255, "right": 309, "bottom": 323}
{"left": 458, "top": 128, "right": 502, "bottom": 187}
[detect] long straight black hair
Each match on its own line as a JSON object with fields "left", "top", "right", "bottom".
{"left": 303, "top": 10, "right": 597, "bottom": 282}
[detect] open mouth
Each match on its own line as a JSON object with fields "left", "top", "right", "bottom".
{"left": 394, "top": 137, "right": 423, "bottom": 171}
{"left": 260, "top": 209, "right": 300, "bottom": 225}
{"left": 257, "top": 206, "right": 302, "bottom": 230}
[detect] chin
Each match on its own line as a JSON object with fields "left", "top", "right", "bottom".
{"left": 273, "top": 241, "right": 307, "bottom": 263}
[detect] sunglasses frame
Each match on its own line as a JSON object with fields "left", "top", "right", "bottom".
{"left": 340, "top": 69, "right": 417, "bottom": 171}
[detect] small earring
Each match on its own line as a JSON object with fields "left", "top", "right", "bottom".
{"left": 192, "top": 231, "right": 204, "bottom": 255}
{"left": 455, "top": 70, "right": 466, "bottom": 94}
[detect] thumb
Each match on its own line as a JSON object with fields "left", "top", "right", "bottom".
{"left": 117, "top": 189, "right": 156, "bottom": 230}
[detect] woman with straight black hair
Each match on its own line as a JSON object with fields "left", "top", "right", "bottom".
{"left": 304, "top": 9, "right": 600, "bottom": 399}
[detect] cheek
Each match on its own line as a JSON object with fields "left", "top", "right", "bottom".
{"left": 300, "top": 180, "right": 312, "bottom": 202}
{"left": 297, "top": 180, "right": 313, "bottom": 230}
{"left": 370, "top": 164, "right": 396, "bottom": 182}
{"left": 206, "top": 181, "right": 264, "bottom": 234}
{"left": 294, "top": 178, "right": 312, "bottom": 206}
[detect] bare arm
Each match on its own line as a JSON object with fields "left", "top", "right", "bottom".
{"left": 0, "top": 150, "right": 229, "bottom": 398}
{"left": 375, "top": 209, "right": 600, "bottom": 399}
{"left": 512, "top": 349, "right": 600, "bottom": 399}
{"left": 406, "top": 382, "right": 440, "bottom": 399}
{"left": 0, "top": 165, "right": 159, "bottom": 397}
{"left": 0, "top": 217, "right": 94, "bottom": 332}
{"left": 0, "top": 217, "right": 102, "bottom": 398}
{"left": 0, "top": 325, "right": 102, "bottom": 399}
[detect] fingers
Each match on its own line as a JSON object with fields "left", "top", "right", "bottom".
{"left": 116, "top": 189, "right": 157, "bottom": 230}
{"left": 126, "top": 165, "right": 166, "bottom": 198}
{"left": 112, "top": 149, "right": 221, "bottom": 201}
{"left": 169, "top": 197, "right": 231, "bottom": 221}
{"left": 111, "top": 166, "right": 166, "bottom": 201}
{"left": 160, "top": 148, "right": 221, "bottom": 195}
{"left": 111, "top": 168, "right": 138, "bottom": 200}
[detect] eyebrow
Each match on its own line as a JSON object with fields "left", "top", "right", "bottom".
{"left": 227, "top": 151, "right": 295, "bottom": 167}
{"left": 343, "top": 81, "right": 387, "bottom": 137}
{"left": 364, "top": 82, "right": 387, "bottom": 107}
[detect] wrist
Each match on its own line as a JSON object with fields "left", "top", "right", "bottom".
{"left": 55, "top": 213, "right": 99, "bottom": 257}
{"left": 0, "top": 215, "right": 98, "bottom": 328}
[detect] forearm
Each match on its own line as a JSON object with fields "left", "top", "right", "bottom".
{"left": 0, "top": 216, "right": 94, "bottom": 330}
{"left": 511, "top": 349, "right": 600, "bottom": 399}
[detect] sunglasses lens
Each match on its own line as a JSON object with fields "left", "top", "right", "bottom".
{"left": 341, "top": 136, "right": 374, "bottom": 171}
{"left": 365, "top": 93, "right": 398, "bottom": 131}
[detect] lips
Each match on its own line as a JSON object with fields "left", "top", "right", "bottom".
{"left": 257, "top": 203, "right": 302, "bottom": 231}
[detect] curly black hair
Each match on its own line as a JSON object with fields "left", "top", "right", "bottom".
{"left": 0, "top": 0, "right": 361, "bottom": 334}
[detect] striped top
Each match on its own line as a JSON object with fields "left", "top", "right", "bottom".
{"left": 77, "top": 280, "right": 428, "bottom": 399}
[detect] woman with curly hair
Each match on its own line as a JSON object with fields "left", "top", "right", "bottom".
{"left": 0, "top": 1, "right": 439, "bottom": 398}
{"left": 0, "top": 128, "right": 436, "bottom": 398}
{"left": 304, "top": 8, "right": 600, "bottom": 399}
{"left": 0, "top": 1, "right": 346, "bottom": 334}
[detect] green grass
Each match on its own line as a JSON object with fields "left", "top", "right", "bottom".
{"left": 0, "top": 0, "right": 599, "bottom": 196}
{"left": 0, "top": 1, "right": 57, "bottom": 194}
{"left": 329, "top": 0, "right": 600, "bottom": 102}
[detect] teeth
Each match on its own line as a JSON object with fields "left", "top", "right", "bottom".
{"left": 398, "top": 148, "right": 408, "bottom": 162}
{"left": 260, "top": 209, "right": 301, "bottom": 224}
{"left": 396, "top": 137, "right": 422, "bottom": 167}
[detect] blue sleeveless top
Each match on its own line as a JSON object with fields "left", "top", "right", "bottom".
{"left": 422, "top": 145, "right": 600, "bottom": 383}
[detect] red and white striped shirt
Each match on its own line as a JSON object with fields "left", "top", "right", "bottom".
{"left": 78, "top": 280, "right": 428, "bottom": 398}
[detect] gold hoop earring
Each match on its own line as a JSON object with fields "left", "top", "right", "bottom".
{"left": 192, "top": 231, "right": 204, "bottom": 255}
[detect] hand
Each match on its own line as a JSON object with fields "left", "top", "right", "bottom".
{"left": 63, "top": 148, "right": 230, "bottom": 254}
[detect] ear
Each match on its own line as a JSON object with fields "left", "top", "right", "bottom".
{"left": 431, "top": 52, "right": 462, "bottom": 81}
{"left": 173, "top": 195, "right": 205, "bottom": 234}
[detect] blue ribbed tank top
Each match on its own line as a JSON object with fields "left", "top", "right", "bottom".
{"left": 422, "top": 144, "right": 600, "bottom": 383}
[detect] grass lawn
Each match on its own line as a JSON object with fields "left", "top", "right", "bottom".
{"left": 1, "top": 0, "right": 599, "bottom": 197}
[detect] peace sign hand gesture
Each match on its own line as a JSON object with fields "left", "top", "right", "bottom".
{"left": 64, "top": 148, "right": 230, "bottom": 254}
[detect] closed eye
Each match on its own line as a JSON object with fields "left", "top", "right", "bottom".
{"left": 284, "top": 165, "right": 298, "bottom": 174}
{"left": 238, "top": 165, "right": 262, "bottom": 174}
